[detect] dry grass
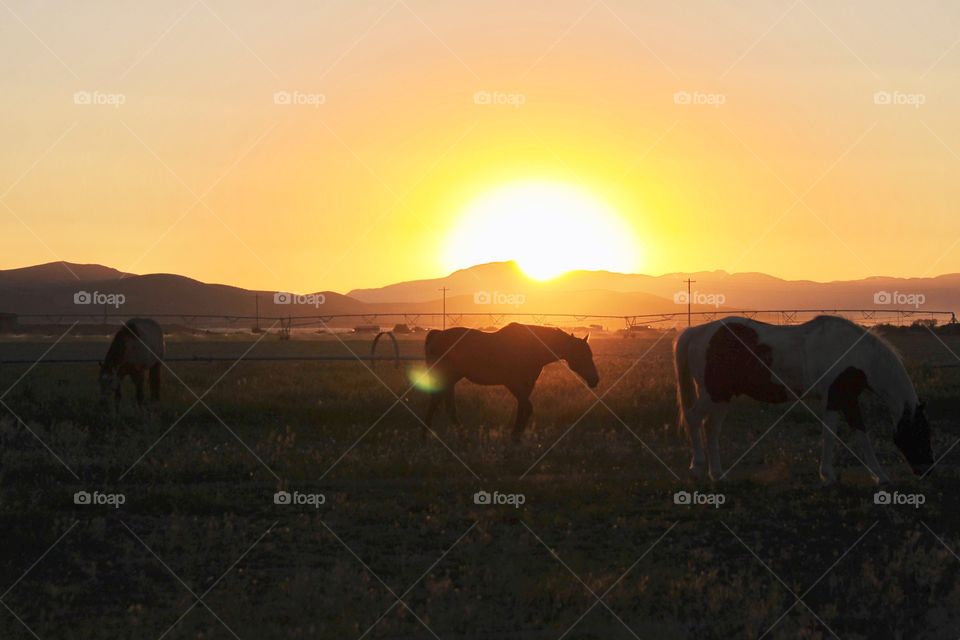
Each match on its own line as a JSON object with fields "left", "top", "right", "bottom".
{"left": 0, "top": 329, "right": 958, "bottom": 639}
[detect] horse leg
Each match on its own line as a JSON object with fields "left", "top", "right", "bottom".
{"left": 149, "top": 363, "right": 161, "bottom": 402}
{"left": 510, "top": 384, "right": 534, "bottom": 440}
{"left": 833, "top": 389, "right": 891, "bottom": 484}
{"left": 132, "top": 371, "right": 146, "bottom": 407}
{"left": 850, "top": 426, "right": 891, "bottom": 485}
{"left": 114, "top": 375, "right": 123, "bottom": 411}
{"left": 425, "top": 366, "right": 455, "bottom": 429}
{"left": 685, "top": 396, "right": 710, "bottom": 479}
{"left": 444, "top": 385, "right": 461, "bottom": 426}
{"left": 513, "top": 396, "right": 533, "bottom": 439}
{"left": 819, "top": 410, "right": 842, "bottom": 485}
{"left": 425, "top": 392, "right": 442, "bottom": 428}
{"left": 703, "top": 402, "right": 729, "bottom": 481}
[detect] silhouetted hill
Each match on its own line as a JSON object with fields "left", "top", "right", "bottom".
{"left": 0, "top": 261, "right": 130, "bottom": 287}
{"left": 0, "top": 265, "right": 366, "bottom": 320}
{"left": 350, "top": 261, "right": 960, "bottom": 314}
{"left": 1, "top": 261, "right": 957, "bottom": 324}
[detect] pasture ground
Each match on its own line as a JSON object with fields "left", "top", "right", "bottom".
{"left": 0, "top": 328, "right": 958, "bottom": 639}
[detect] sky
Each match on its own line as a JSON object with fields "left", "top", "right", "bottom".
{"left": 1, "top": 1, "right": 960, "bottom": 293}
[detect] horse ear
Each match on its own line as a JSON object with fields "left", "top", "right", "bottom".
{"left": 583, "top": 333, "right": 590, "bottom": 342}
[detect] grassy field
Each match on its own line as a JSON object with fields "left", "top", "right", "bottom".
{"left": 0, "top": 327, "right": 958, "bottom": 639}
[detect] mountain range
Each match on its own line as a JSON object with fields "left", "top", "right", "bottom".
{"left": 0, "top": 261, "right": 956, "bottom": 326}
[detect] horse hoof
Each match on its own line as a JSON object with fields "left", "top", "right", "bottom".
{"left": 688, "top": 465, "right": 707, "bottom": 481}
{"left": 819, "top": 469, "right": 839, "bottom": 486}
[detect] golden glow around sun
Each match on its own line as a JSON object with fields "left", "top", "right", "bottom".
{"left": 443, "top": 181, "right": 640, "bottom": 280}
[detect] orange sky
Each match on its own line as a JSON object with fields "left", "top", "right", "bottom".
{"left": 2, "top": 1, "right": 960, "bottom": 293}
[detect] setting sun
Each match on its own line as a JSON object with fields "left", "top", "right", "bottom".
{"left": 443, "top": 181, "right": 640, "bottom": 280}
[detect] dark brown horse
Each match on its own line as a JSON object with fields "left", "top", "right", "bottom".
{"left": 99, "top": 318, "right": 165, "bottom": 409}
{"left": 423, "top": 323, "right": 599, "bottom": 436}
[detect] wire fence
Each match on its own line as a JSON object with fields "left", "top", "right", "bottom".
{"left": 7, "top": 307, "right": 957, "bottom": 331}
{"left": 1, "top": 308, "right": 956, "bottom": 368}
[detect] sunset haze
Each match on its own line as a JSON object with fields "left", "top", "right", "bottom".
{"left": 2, "top": 1, "right": 959, "bottom": 292}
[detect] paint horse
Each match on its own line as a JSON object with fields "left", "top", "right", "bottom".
{"left": 674, "top": 315, "right": 933, "bottom": 484}
{"left": 99, "top": 318, "right": 165, "bottom": 409}
{"left": 423, "top": 323, "right": 599, "bottom": 437}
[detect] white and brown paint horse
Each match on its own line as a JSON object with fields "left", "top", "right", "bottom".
{"left": 674, "top": 316, "right": 933, "bottom": 484}
{"left": 99, "top": 318, "right": 165, "bottom": 409}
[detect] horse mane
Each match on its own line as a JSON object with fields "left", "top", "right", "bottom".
{"left": 808, "top": 315, "right": 905, "bottom": 363}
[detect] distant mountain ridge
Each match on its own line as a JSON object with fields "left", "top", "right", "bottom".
{"left": 0, "top": 262, "right": 131, "bottom": 288}
{"left": 348, "top": 261, "right": 960, "bottom": 314}
{"left": 0, "top": 261, "right": 957, "bottom": 323}
{"left": 0, "top": 262, "right": 364, "bottom": 319}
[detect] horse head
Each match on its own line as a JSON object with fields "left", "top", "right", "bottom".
{"left": 894, "top": 401, "right": 934, "bottom": 475}
{"left": 562, "top": 332, "right": 599, "bottom": 388}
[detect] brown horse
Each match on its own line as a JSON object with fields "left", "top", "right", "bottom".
{"left": 99, "top": 318, "right": 165, "bottom": 409}
{"left": 423, "top": 323, "right": 599, "bottom": 437}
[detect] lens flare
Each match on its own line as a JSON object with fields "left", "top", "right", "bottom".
{"left": 408, "top": 365, "right": 441, "bottom": 393}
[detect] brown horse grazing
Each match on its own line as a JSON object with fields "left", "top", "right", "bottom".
{"left": 423, "top": 323, "right": 599, "bottom": 437}
{"left": 99, "top": 318, "right": 165, "bottom": 409}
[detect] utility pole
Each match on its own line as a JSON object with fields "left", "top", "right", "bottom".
{"left": 439, "top": 287, "right": 449, "bottom": 329}
{"left": 683, "top": 278, "right": 695, "bottom": 327}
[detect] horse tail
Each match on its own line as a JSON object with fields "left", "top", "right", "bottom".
{"left": 424, "top": 330, "right": 442, "bottom": 364}
{"left": 674, "top": 328, "right": 698, "bottom": 434}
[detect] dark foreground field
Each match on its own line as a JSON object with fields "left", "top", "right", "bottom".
{"left": 0, "top": 328, "right": 959, "bottom": 639}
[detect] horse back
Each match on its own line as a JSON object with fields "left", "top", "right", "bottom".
{"left": 424, "top": 325, "right": 552, "bottom": 382}
{"left": 425, "top": 328, "right": 472, "bottom": 362}
{"left": 111, "top": 318, "right": 164, "bottom": 369}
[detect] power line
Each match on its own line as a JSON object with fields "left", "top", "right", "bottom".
{"left": 683, "top": 278, "right": 696, "bottom": 326}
